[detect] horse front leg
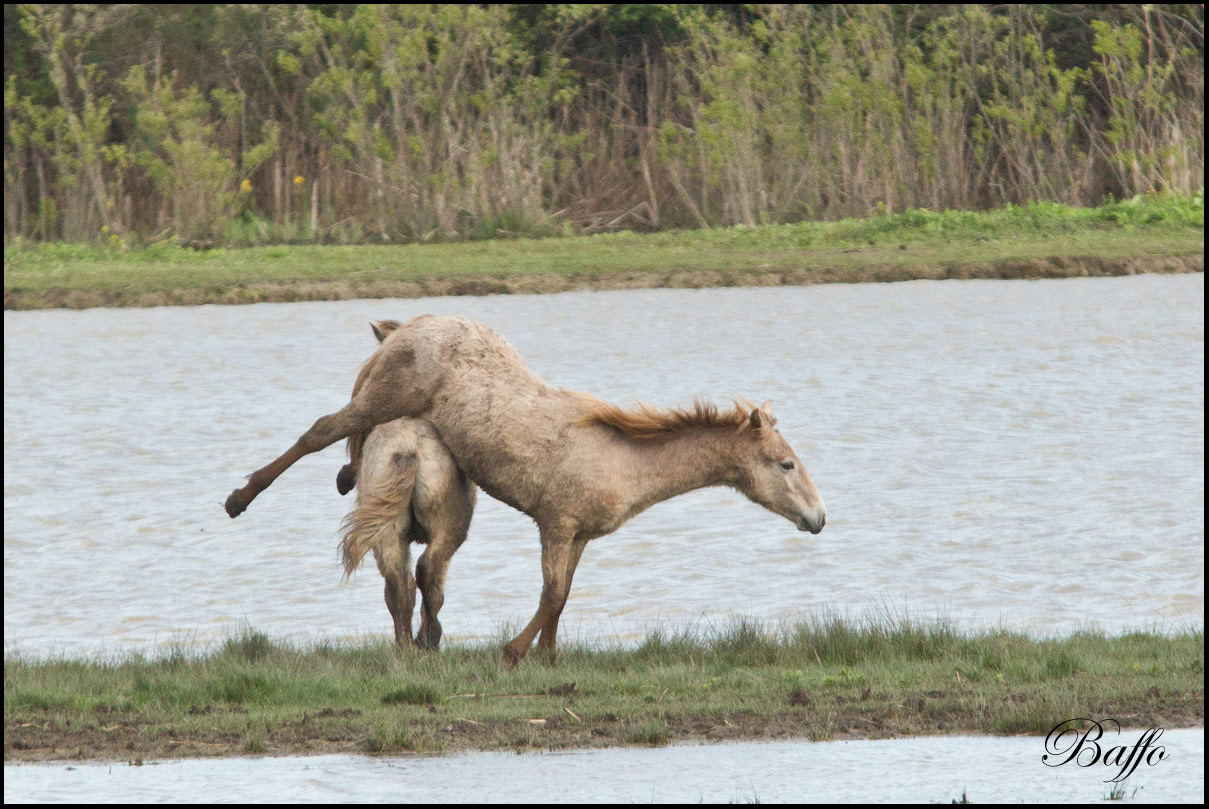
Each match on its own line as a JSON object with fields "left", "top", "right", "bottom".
{"left": 503, "top": 527, "right": 578, "bottom": 669}
{"left": 535, "top": 537, "right": 588, "bottom": 663}
{"left": 225, "top": 400, "right": 393, "bottom": 518}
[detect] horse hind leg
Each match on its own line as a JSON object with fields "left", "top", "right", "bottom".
{"left": 336, "top": 323, "right": 398, "bottom": 496}
{"left": 336, "top": 461, "right": 357, "bottom": 496}
{"left": 349, "top": 445, "right": 420, "bottom": 650}
{"left": 412, "top": 548, "right": 441, "bottom": 650}
{"left": 374, "top": 545, "right": 416, "bottom": 651}
{"left": 413, "top": 459, "right": 475, "bottom": 650}
{"left": 225, "top": 400, "right": 390, "bottom": 517}
{"left": 336, "top": 427, "right": 367, "bottom": 495}
{"left": 413, "top": 516, "right": 470, "bottom": 651}
{"left": 225, "top": 342, "right": 427, "bottom": 518}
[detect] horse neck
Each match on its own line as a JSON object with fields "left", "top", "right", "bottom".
{"left": 627, "top": 427, "right": 746, "bottom": 509}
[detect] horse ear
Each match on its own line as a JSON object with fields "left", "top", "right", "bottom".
{"left": 750, "top": 400, "right": 777, "bottom": 434}
{"left": 758, "top": 400, "right": 778, "bottom": 428}
{"left": 750, "top": 406, "right": 769, "bottom": 431}
{"left": 371, "top": 319, "right": 403, "bottom": 342}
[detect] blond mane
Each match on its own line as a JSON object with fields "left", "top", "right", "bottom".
{"left": 577, "top": 396, "right": 762, "bottom": 441}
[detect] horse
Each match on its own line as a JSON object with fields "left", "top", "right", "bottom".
{"left": 338, "top": 416, "right": 476, "bottom": 651}
{"left": 225, "top": 314, "right": 826, "bottom": 667}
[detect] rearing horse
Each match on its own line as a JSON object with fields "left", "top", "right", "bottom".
{"left": 225, "top": 315, "right": 826, "bottom": 667}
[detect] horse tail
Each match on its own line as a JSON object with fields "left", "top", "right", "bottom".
{"left": 338, "top": 452, "right": 417, "bottom": 580}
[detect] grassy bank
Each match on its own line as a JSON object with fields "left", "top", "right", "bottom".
{"left": 5, "top": 619, "right": 1202, "bottom": 762}
{"left": 4, "top": 196, "right": 1203, "bottom": 310}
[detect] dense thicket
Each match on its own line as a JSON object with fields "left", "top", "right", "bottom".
{"left": 4, "top": 4, "right": 1203, "bottom": 245}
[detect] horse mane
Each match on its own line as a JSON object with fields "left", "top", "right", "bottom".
{"left": 578, "top": 396, "right": 765, "bottom": 441}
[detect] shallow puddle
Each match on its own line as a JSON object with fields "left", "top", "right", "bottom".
{"left": 4, "top": 729, "right": 1203, "bottom": 803}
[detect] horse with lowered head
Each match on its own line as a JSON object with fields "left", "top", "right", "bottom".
{"left": 225, "top": 314, "right": 825, "bottom": 667}
{"left": 339, "top": 415, "right": 475, "bottom": 651}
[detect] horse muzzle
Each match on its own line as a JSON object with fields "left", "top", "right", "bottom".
{"left": 797, "top": 510, "right": 826, "bottom": 534}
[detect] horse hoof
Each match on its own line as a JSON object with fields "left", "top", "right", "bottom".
{"left": 224, "top": 490, "right": 249, "bottom": 518}
{"left": 336, "top": 464, "right": 356, "bottom": 496}
{"left": 501, "top": 645, "right": 524, "bottom": 670}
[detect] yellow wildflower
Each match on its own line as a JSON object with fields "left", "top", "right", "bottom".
{"left": 241, "top": 179, "right": 253, "bottom": 193}
{"left": 293, "top": 175, "right": 305, "bottom": 185}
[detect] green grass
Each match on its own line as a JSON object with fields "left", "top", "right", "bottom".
{"left": 3, "top": 194, "right": 1202, "bottom": 308}
{"left": 5, "top": 618, "right": 1202, "bottom": 761}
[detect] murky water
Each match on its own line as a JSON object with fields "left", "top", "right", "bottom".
{"left": 4, "top": 729, "right": 1203, "bottom": 803}
{"left": 3, "top": 275, "right": 1203, "bottom": 658}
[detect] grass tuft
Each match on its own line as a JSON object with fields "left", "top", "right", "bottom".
{"left": 625, "top": 719, "right": 670, "bottom": 747}
{"left": 221, "top": 629, "right": 277, "bottom": 663}
{"left": 381, "top": 684, "right": 442, "bottom": 706}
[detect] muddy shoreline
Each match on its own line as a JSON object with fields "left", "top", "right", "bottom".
{"left": 4, "top": 254, "right": 1202, "bottom": 311}
{"left": 6, "top": 696, "right": 1203, "bottom": 764}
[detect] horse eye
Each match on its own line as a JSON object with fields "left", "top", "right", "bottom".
{"left": 779, "top": 460, "right": 795, "bottom": 471}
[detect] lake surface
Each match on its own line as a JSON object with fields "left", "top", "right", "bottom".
{"left": 4, "top": 729, "right": 1203, "bottom": 803}
{"left": 3, "top": 275, "right": 1203, "bottom": 658}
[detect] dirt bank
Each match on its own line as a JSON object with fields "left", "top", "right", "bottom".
{"left": 5, "top": 688, "right": 1202, "bottom": 763}
{"left": 5, "top": 254, "right": 1201, "bottom": 311}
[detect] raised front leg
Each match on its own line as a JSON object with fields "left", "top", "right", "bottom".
{"left": 503, "top": 526, "right": 579, "bottom": 669}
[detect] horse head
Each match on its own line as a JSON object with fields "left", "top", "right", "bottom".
{"left": 734, "top": 400, "right": 826, "bottom": 534}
